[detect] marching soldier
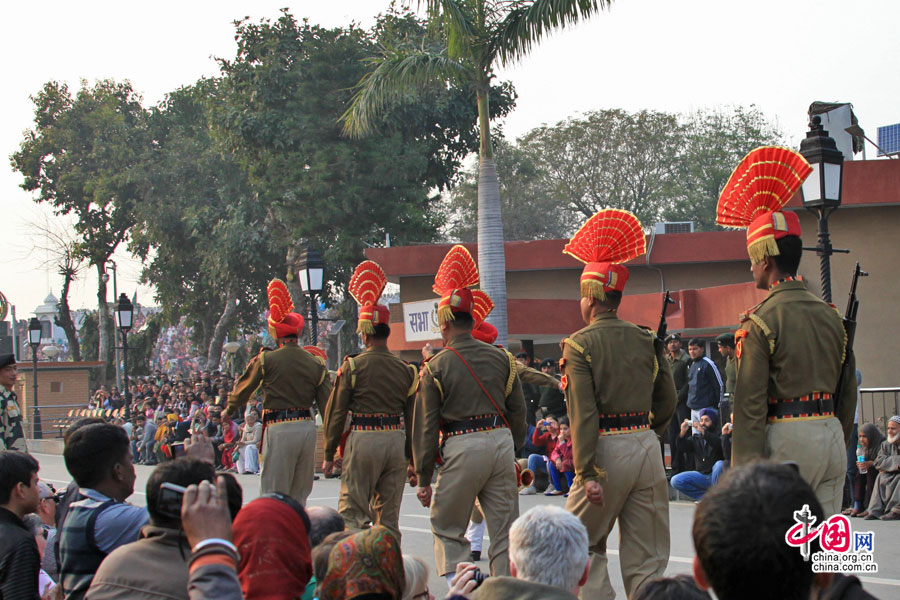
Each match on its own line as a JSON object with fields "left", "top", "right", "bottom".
{"left": 413, "top": 245, "right": 526, "bottom": 579}
{"left": 561, "top": 209, "right": 676, "bottom": 599}
{"left": 225, "top": 279, "right": 330, "bottom": 505}
{"left": 0, "top": 354, "right": 27, "bottom": 452}
{"left": 716, "top": 145, "right": 856, "bottom": 516}
{"left": 322, "top": 260, "right": 418, "bottom": 541}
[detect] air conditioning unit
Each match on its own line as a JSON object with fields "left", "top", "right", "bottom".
{"left": 654, "top": 221, "right": 694, "bottom": 234}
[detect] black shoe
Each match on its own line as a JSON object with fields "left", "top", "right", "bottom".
{"left": 470, "top": 550, "right": 481, "bottom": 562}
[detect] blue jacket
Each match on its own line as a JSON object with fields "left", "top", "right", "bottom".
{"left": 687, "top": 356, "right": 723, "bottom": 410}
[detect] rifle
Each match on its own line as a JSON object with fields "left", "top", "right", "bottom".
{"left": 834, "top": 263, "right": 867, "bottom": 413}
{"left": 656, "top": 291, "right": 676, "bottom": 344}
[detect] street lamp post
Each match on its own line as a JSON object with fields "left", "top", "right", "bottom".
{"left": 115, "top": 294, "right": 134, "bottom": 420}
{"left": 101, "top": 261, "right": 122, "bottom": 390}
{"left": 799, "top": 115, "right": 848, "bottom": 303}
{"left": 223, "top": 341, "right": 241, "bottom": 377}
{"left": 297, "top": 248, "right": 325, "bottom": 346}
{"left": 27, "top": 318, "right": 43, "bottom": 440}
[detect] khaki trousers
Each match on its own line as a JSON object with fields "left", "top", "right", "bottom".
{"left": 338, "top": 430, "right": 407, "bottom": 541}
{"left": 431, "top": 428, "right": 518, "bottom": 577}
{"left": 566, "top": 429, "right": 669, "bottom": 600}
{"left": 765, "top": 417, "right": 845, "bottom": 516}
{"left": 260, "top": 419, "right": 316, "bottom": 505}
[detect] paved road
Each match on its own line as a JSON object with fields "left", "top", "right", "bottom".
{"left": 33, "top": 453, "right": 900, "bottom": 598}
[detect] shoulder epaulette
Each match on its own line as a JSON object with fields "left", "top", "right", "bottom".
{"left": 562, "top": 337, "right": 591, "bottom": 364}
{"left": 342, "top": 353, "right": 360, "bottom": 362}
{"left": 739, "top": 299, "right": 767, "bottom": 322}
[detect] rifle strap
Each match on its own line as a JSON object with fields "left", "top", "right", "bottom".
{"left": 444, "top": 346, "right": 511, "bottom": 431}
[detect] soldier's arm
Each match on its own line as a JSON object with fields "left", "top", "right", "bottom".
{"left": 404, "top": 363, "right": 419, "bottom": 461}
{"left": 504, "top": 367, "right": 527, "bottom": 451}
{"left": 225, "top": 354, "right": 263, "bottom": 416}
{"left": 516, "top": 363, "right": 559, "bottom": 388}
{"left": 650, "top": 339, "right": 677, "bottom": 437}
{"left": 835, "top": 350, "right": 858, "bottom": 446}
{"left": 564, "top": 338, "right": 603, "bottom": 484}
{"left": 412, "top": 363, "right": 442, "bottom": 484}
{"left": 732, "top": 323, "right": 770, "bottom": 464}
{"left": 323, "top": 360, "right": 352, "bottom": 462}
{"left": 314, "top": 363, "right": 331, "bottom": 418}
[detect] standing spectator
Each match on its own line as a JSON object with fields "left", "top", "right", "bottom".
{"left": 663, "top": 335, "right": 691, "bottom": 475}
{"left": 864, "top": 415, "right": 900, "bottom": 520}
{"left": 846, "top": 423, "right": 884, "bottom": 517}
{"left": 23, "top": 513, "right": 56, "bottom": 597}
{"left": 714, "top": 333, "right": 736, "bottom": 399}
{"left": 37, "top": 481, "right": 60, "bottom": 582}
{"left": 0, "top": 354, "right": 27, "bottom": 452}
{"left": 236, "top": 410, "right": 262, "bottom": 475}
{"left": 686, "top": 339, "right": 722, "bottom": 423}
{"left": 670, "top": 409, "right": 725, "bottom": 501}
{"left": 59, "top": 423, "right": 149, "bottom": 600}
{"left": 538, "top": 358, "right": 566, "bottom": 418}
{"left": 0, "top": 450, "right": 41, "bottom": 599}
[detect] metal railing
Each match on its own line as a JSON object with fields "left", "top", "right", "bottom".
{"left": 859, "top": 387, "right": 900, "bottom": 434}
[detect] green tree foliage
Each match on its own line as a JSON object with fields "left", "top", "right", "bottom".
{"left": 664, "top": 105, "right": 785, "bottom": 230}
{"left": 343, "top": 0, "right": 609, "bottom": 346}
{"left": 444, "top": 139, "right": 568, "bottom": 241}
{"left": 11, "top": 80, "right": 151, "bottom": 382}
{"left": 519, "top": 109, "right": 683, "bottom": 228}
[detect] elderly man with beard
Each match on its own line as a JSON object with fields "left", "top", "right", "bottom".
{"left": 864, "top": 415, "right": 900, "bottom": 520}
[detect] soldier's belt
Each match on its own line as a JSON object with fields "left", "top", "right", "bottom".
{"left": 598, "top": 412, "right": 650, "bottom": 436}
{"left": 441, "top": 413, "right": 507, "bottom": 439}
{"left": 351, "top": 413, "right": 404, "bottom": 431}
{"left": 767, "top": 393, "right": 834, "bottom": 423}
{"left": 262, "top": 407, "right": 313, "bottom": 425}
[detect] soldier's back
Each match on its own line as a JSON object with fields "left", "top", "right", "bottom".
{"left": 343, "top": 347, "right": 415, "bottom": 414}
{"left": 426, "top": 336, "right": 514, "bottom": 420}
{"left": 261, "top": 345, "right": 326, "bottom": 409}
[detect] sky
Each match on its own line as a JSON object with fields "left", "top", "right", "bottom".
{"left": 2, "top": 0, "right": 898, "bottom": 318}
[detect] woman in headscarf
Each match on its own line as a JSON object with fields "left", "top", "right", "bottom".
{"left": 848, "top": 422, "right": 885, "bottom": 517}
{"left": 232, "top": 493, "right": 313, "bottom": 599}
{"left": 319, "top": 527, "right": 404, "bottom": 600}
{"left": 218, "top": 411, "right": 240, "bottom": 472}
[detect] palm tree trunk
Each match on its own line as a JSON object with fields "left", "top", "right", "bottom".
{"left": 477, "top": 155, "right": 509, "bottom": 347}
{"left": 206, "top": 287, "right": 239, "bottom": 371}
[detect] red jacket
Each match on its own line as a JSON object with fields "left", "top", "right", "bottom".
{"left": 531, "top": 427, "right": 558, "bottom": 457}
{"left": 551, "top": 438, "right": 574, "bottom": 473}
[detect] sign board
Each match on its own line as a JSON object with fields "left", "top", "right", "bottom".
{"left": 402, "top": 299, "right": 442, "bottom": 342}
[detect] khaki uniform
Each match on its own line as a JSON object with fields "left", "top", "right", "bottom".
{"left": 413, "top": 333, "right": 526, "bottom": 577}
{"left": 323, "top": 346, "right": 418, "bottom": 540}
{"left": 228, "top": 344, "right": 330, "bottom": 504}
{"left": 733, "top": 278, "right": 856, "bottom": 516}
{"left": 563, "top": 312, "right": 676, "bottom": 600}
{"left": 723, "top": 356, "right": 736, "bottom": 396}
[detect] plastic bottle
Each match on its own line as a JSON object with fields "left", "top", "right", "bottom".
{"left": 857, "top": 444, "right": 867, "bottom": 474}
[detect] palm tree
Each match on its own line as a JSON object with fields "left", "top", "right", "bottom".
{"left": 342, "top": 0, "right": 611, "bottom": 347}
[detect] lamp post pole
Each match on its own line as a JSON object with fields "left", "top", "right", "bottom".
{"left": 27, "top": 318, "right": 43, "bottom": 440}
{"left": 309, "top": 292, "right": 319, "bottom": 346}
{"left": 115, "top": 294, "right": 134, "bottom": 420}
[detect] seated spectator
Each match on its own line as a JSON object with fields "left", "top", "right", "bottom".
{"left": 319, "top": 527, "right": 404, "bottom": 600}
{"left": 845, "top": 423, "right": 884, "bottom": 517}
{"left": 132, "top": 416, "right": 147, "bottom": 463}
{"left": 217, "top": 413, "right": 240, "bottom": 473}
{"left": 86, "top": 459, "right": 242, "bottom": 600}
{"left": 0, "top": 450, "right": 42, "bottom": 600}
{"left": 692, "top": 461, "right": 874, "bottom": 599}
{"left": 865, "top": 415, "right": 900, "bottom": 520}
{"left": 60, "top": 423, "right": 150, "bottom": 600}
{"left": 302, "top": 506, "right": 346, "bottom": 600}
{"left": 548, "top": 416, "right": 574, "bottom": 496}
{"left": 448, "top": 505, "right": 589, "bottom": 599}
{"left": 519, "top": 417, "right": 559, "bottom": 495}
{"left": 310, "top": 531, "right": 354, "bottom": 600}
{"left": 670, "top": 408, "right": 725, "bottom": 501}
{"left": 23, "top": 513, "right": 57, "bottom": 597}
{"left": 236, "top": 410, "right": 262, "bottom": 475}
{"left": 233, "top": 494, "right": 312, "bottom": 599}
{"left": 633, "top": 575, "right": 709, "bottom": 600}
{"left": 401, "top": 555, "right": 432, "bottom": 600}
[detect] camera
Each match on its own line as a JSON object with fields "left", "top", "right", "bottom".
{"left": 471, "top": 568, "right": 489, "bottom": 589}
{"left": 156, "top": 482, "right": 186, "bottom": 518}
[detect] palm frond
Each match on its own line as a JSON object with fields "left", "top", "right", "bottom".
{"left": 489, "top": 0, "right": 612, "bottom": 67}
{"left": 440, "top": 0, "right": 481, "bottom": 60}
{"left": 340, "top": 46, "right": 476, "bottom": 138}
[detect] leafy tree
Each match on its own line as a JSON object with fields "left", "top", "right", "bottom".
{"left": 444, "top": 138, "right": 569, "bottom": 241}
{"left": 11, "top": 80, "right": 151, "bottom": 384}
{"left": 214, "top": 9, "right": 512, "bottom": 328}
{"left": 342, "top": 0, "right": 610, "bottom": 346}
{"left": 130, "top": 80, "right": 278, "bottom": 370}
{"left": 664, "top": 105, "right": 785, "bottom": 230}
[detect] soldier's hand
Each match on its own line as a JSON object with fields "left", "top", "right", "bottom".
{"left": 406, "top": 464, "right": 418, "bottom": 487}
{"left": 584, "top": 480, "right": 605, "bottom": 507}
{"left": 417, "top": 485, "right": 432, "bottom": 508}
{"left": 323, "top": 460, "right": 334, "bottom": 478}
